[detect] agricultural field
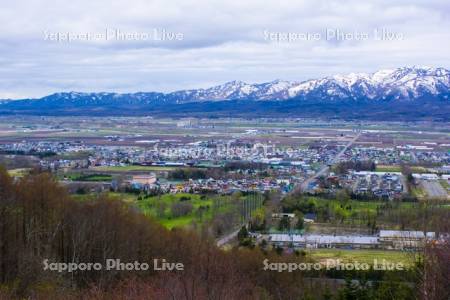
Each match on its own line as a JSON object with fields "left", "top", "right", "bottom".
{"left": 375, "top": 165, "right": 428, "bottom": 173}
{"left": 307, "top": 249, "right": 417, "bottom": 267}
{"left": 63, "top": 173, "right": 113, "bottom": 182}
{"left": 92, "top": 165, "right": 178, "bottom": 172}
{"left": 7, "top": 168, "right": 31, "bottom": 177}
{"left": 375, "top": 165, "right": 402, "bottom": 173}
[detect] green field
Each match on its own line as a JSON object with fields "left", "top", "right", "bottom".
{"left": 65, "top": 173, "right": 113, "bottom": 182}
{"left": 71, "top": 192, "right": 138, "bottom": 203}
{"left": 7, "top": 168, "right": 31, "bottom": 177}
{"left": 410, "top": 186, "right": 426, "bottom": 198}
{"left": 106, "top": 192, "right": 139, "bottom": 203}
{"left": 375, "top": 165, "right": 428, "bottom": 173}
{"left": 290, "top": 197, "right": 417, "bottom": 227}
{"left": 375, "top": 165, "right": 402, "bottom": 172}
{"left": 307, "top": 249, "right": 417, "bottom": 267}
{"left": 307, "top": 197, "right": 414, "bottom": 213}
{"left": 439, "top": 179, "right": 449, "bottom": 190}
{"left": 136, "top": 193, "right": 242, "bottom": 229}
{"left": 93, "top": 165, "right": 177, "bottom": 172}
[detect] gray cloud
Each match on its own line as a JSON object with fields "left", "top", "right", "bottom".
{"left": 0, "top": 0, "right": 449, "bottom": 98}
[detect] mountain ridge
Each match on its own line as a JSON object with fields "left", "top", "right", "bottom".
{"left": 0, "top": 66, "right": 449, "bottom": 121}
{"left": 2, "top": 66, "right": 449, "bottom": 104}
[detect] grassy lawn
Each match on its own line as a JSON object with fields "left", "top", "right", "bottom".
{"left": 410, "top": 186, "right": 426, "bottom": 199}
{"left": 376, "top": 165, "right": 427, "bottom": 173}
{"left": 311, "top": 197, "right": 387, "bottom": 213}
{"left": 300, "top": 197, "right": 417, "bottom": 226}
{"left": 8, "top": 168, "right": 31, "bottom": 177}
{"left": 70, "top": 192, "right": 138, "bottom": 203}
{"left": 410, "top": 166, "right": 429, "bottom": 173}
{"left": 376, "top": 165, "right": 402, "bottom": 172}
{"left": 307, "top": 248, "right": 417, "bottom": 267}
{"left": 439, "top": 179, "right": 450, "bottom": 190}
{"left": 93, "top": 165, "right": 177, "bottom": 172}
{"left": 136, "top": 193, "right": 238, "bottom": 229}
{"left": 65, "top": 173, "right": 113, "bottom": 182}
{"left": 70, "top": 193, "right": 98, "bottom": 202}
{"left": 107, "top": 192, "right": 139, "bottom": 203}
{"left": 159, "top": 215, "right": 206, "bottom": 228}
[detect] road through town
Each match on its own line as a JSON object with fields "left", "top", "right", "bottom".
{"left": 298, "top": 132, "right": 361, "bottom": 192}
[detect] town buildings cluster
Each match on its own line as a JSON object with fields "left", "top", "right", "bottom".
{"left": 1, "top": 139, "right": 449, "bottom": 197}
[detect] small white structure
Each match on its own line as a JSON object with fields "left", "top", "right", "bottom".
{"left": 272, "top": 213, "right": 295, "bottom": 219}
{"left": 412, "top": 173, "right": 439, "bottom": 181}
{"left": 263, "top": 230, "right": 437, "bottom": 250}
{"left": 132, "top": 174, "right": 157, "bottom": 185}
{"left": 268, "top": 234, "right": 379, "bottom": 249}
{"left": 379, "top": 230, "right": 436, "bottom": 250}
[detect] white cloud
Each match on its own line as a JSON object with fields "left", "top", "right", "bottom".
{"left": 0, "top": 0, "right": 449, "bottom": 98}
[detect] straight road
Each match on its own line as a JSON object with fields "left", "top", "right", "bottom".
{"left": 217, "top": 227, "right": 240, "bottom": 247}
{"left": 298, "top": 132, "right": 361, "bottom": 192}
{"left": 421, "top": 180, "right": 448, "bottom": 199}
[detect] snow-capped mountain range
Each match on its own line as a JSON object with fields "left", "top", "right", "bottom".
{"left": 169, "top": 66, "right": 450, "bottom": 102}
{"left": 2, "top": 67, "right": 449, "bottom": 107}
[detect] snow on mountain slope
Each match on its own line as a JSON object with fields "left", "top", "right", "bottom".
{"left": 2, "top": 67, "right": 449, "bottom": 105}
{"left": 166, "top": 66, "right": 450, "bottom": 102}
{"left": 284, "top": 66, "right": 450, "bottom": 101}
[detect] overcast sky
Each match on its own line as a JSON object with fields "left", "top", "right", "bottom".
{"left": 0, "top": 0, "right": 449, "bottom": 98}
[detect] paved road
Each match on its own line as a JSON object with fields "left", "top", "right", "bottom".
{"left": 298, "top": 132, "right": 361, "bottom": 192}
{"left": 421, "top": 180, "right": 448, "bottom": 199}
{"left": 217, "top": 227, "right": 241, "bottom": 247}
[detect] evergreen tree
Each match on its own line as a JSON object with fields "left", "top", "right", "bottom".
{"left": 278, "top": 215, "right": 291, "bottom": 231}
{"left": 237, "top": 225, "right": 249, "bottom": 242}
